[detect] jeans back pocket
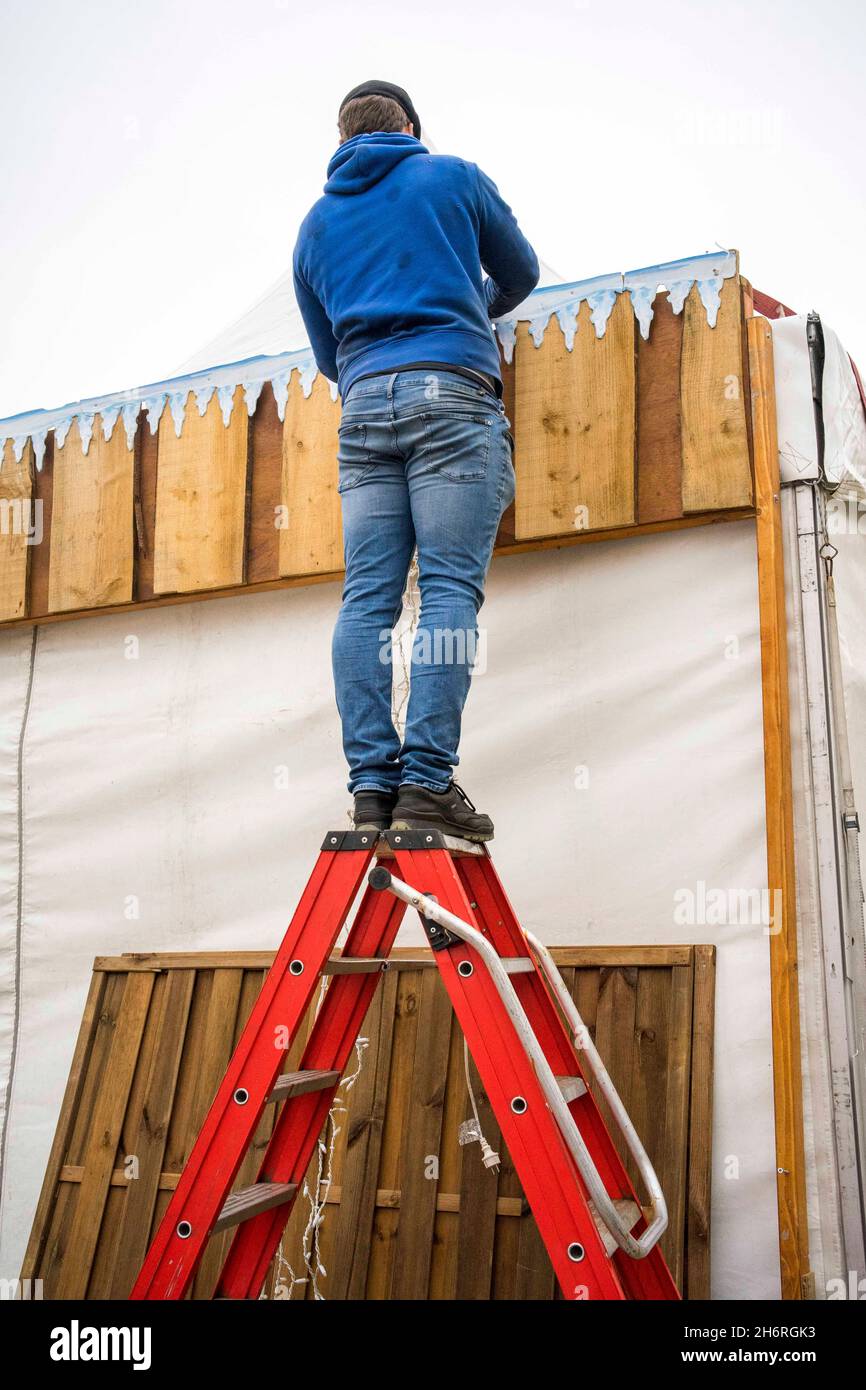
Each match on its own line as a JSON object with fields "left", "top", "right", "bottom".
{"left": 337, "top": 421, "right": 375, "bottom": 493}
{"left": 420, "top": 410, "right": 492, "bottom": 482}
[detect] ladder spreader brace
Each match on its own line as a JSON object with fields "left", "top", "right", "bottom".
{"left": 130, "top": 828, "right": 680, "bottom": 1301}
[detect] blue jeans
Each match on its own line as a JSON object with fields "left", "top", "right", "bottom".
{"left": 333, "top": 369, "right": 516, "bottom": 795}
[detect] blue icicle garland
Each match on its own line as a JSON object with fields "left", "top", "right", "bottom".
{"left": 0, "top": 250, "right": 738, "bottom": 467}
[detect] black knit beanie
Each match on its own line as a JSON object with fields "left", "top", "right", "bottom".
{"left": 338, "top": 80, "right": 421, "bottom": 139}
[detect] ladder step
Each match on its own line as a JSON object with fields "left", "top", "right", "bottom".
{"left": 214, "top": 1182, "right": 298, "bottom": 1233}
{"left": 268, "top": 1069, "right": 341, "bottom": 1103}
{"left": 377, "top": 832, "right": 484, "bottom": 858}
{"left": 499, "top": 957, "right": 536, "bottom": 974}
{"left": 587, "top": 1197, "right": 641, "bottom": 1257}
{"left": 324, "top": 956, "right": 389, "bottom": 974}
{"left": 556, "top": 1074, "right": 588, "bottom": 1103}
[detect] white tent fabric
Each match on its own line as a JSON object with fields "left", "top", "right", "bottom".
{"left": 173, "top": 127, "right": 568, "bottom": 376}
{"left": 0, "top": 522, "right": 780, "bottom": 1298}
{"left": 771, "top": 313, "right": 866, "bottom": 491}
{"left": 771, "top": 311, "right": 866, "bottom": 1293}
{"left": 173, "top": 257, "right": 569, "bottom": 377}
{"left": 771, "top": 315, "right": 821, "bottom": 482}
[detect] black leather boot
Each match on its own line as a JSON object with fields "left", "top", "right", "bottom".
{"left": 390, "top": 782, "right": 494, "bottom": 842}
{"left": 352, "top": 789, "right": 398, "bottom": 832}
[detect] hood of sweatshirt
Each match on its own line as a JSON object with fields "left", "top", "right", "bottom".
{"left": 324, "top": 131, "right": 428, "bottom": 196}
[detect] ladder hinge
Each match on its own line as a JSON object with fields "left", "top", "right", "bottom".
{"left": 419, "top": 896, "right": 460, "bottom": 952}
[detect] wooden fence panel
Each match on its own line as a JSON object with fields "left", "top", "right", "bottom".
{"left": 1, "top": 275, "right": 757, "bottom": 629}
{"left": 49, "top": 417, "right": 134, "bottom": 613}
{"left": 23, "top": 944, "right": 714, "bottom": 1301}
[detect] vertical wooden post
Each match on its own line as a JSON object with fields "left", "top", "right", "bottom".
{"left": 750, "top": 315, "right": 811, "bottom": 1299}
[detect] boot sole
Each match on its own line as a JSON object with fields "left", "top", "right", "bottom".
{"left": 389, "top": 815, "right": 493, "bottom": 843}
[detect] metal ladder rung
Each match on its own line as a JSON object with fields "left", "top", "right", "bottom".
{"left": 556, "top": 1074, "right": 588, "bottom": 1103}
{"left": 268, "top": 1069, "right": 341, "bottom": 1103}
{"left": 214, "top": 1182, "right": 298, "bottom": 1233}
{"left": 499, "top": 957, "right": 536, "bottom": 975}
{"left": 324, "top": 956, "right": 389, "bottom": 974}
{"left": 587, "top": 1198, "right": 641, "bottom": 1257}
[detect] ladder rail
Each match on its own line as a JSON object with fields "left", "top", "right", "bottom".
{"left": 523, "top": 928, "right": 669, "bottom": 1256}
{"left": 372, "top": 869, "right": 666, "bottom": 1261}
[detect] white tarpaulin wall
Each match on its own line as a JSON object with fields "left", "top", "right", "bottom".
{"left": 0, "top": 520, "right": 781, "bottom": 1298}
{"left": 771, "top": 310, "right": 866, "bottom": 1294}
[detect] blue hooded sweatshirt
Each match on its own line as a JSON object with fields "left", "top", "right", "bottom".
{"left": 292, "top": 132, "right": 540, "bottom": 399}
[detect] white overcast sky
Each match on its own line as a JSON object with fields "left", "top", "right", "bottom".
{"left": 1, "top": 0, "right": 864, "bottom": 421}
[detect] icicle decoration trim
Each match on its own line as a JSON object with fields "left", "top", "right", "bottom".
{"left": 494, "top": 250, "right": 738, "bottom": 362}
{"left": 0, "top": 250, "right": 737, "bottom": 467}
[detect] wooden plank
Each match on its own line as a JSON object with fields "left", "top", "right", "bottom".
{"left": 279, "top": 372, "right": 342, "bottom": 577}
{"left": 681, "top": 275, "right": 752, "bottom": 512}
{"left": 366, "top": 965, "right": 420, "bottom": 1297}
{"left": 637, "top": 295, "right": 684, "bottom": 523}
{"left": 134, "top": 407, "right": 158, "bottom": 602}
{"left": 390, "top": 946, "right": 692, "bottom": 966}
{"left": 95, "top": 944, "right": 694, "bottom": 972}
{"left": 390, "top": 967, "right": 453, "bottom": 1298}
{"left": 740, "top": 282, "right": 755, "bottom": 470}
{"left": 311, "top": 1031, "right": 373, "bottom": 1299}
{"left": 20, "top": 971, "right": 106, "bottom": 1280}
{"left": 53, "top": 971, "right": 154, "bottom": 1298}
{"left": 272, "top": 995, "right": 323, "bottom": 1300}
{"left": 428, "top": 1014, "right": 466, "bottom": 1300}
{"left": 56, "top": 1165, "right": 530, "bottom": 1217}
{"left": 455, "top": 1046, "right": 502, "bottom": 1299}
{"left": 625, "top": 961, "right": 691, "bottom": 1289}
{"left": 38, "top": 972, "right": 129, "bottom": 1295}
{"left": 86, "top": 970, "right": 172, "bottom": 1299}
{"left": 750, "top": 314, "right": 810, "bottom": 1300}
{"left": 593, "top": 966, "right": 639, "bottom": 1120}
{"left": 153, "top": 388, "right": 249, "bottom": 595}
{"left": 247, "top": 381, "right": 284, "bottom": 584}
{"left": 160, "top": 969, "right": 215, "bottom": 1178}
{"left": 513, "top": 295, "right": 636, "bottom": 541}
{"left": 189, "top": 968, "right": 245, "bottom": 1297}
{"left": 109, "top": 969, "right": 196, "bottom": 1296}
{"left": 687, "top": 944, "right": 715, "bottom": 1300}
{"left": 86, "top": 1184, "right": 129, "bottom": 1299}
{"left": 28, "top": 434, "right": 54, "bottom": 617}
{"left": 48, "top": 415, "right": 135, "bottom": 612}
{"left": 627, "top": 966, "right": 673, "bottom": 1199}
{"left": 327, "top": 972, "right": 398, "bottom": 1298}
{"left": 495, "top": 353, "right": 517, "bottom": 546}
{"left": 1, "top": 502, "right": 755, "bottom": 634}
{"left": 658, "top": 963, "right": 694, "bottom": 1294}
{"left": 0, "top": 439, "right": 34, "bottom": 620}
{"left": 515, "top": 1214, "right": 556, "bottom": 1299}
{"left": 490, "top": 1128, "right": 522, "bottom": 1300}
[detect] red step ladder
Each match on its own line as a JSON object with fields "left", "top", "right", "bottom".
{"left": 130, "top": 829, "right": 680, "bottom": 1301}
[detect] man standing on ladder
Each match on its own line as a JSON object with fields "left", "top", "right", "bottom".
{"left": 293, "top": 80, "right": 539, "bottom": 842}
